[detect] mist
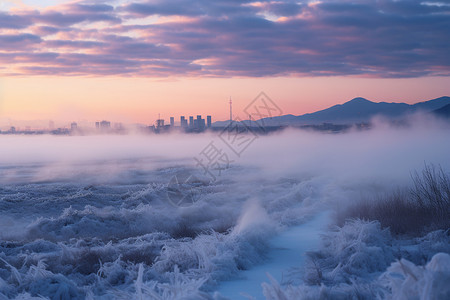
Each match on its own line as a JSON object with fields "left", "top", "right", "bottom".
{"left": 0, "top": 116, "right": 449, "bottom": 299}
{"left": 1, "top": 115, "right": 449, "bottom": 188}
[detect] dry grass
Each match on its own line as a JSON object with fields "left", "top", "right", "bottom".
{"left": 339, "top": 164, "right": 450, "bottom": 236}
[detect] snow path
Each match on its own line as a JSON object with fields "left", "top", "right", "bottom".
{"left": 216, "top": 212, "right": 331, "bottom": 299}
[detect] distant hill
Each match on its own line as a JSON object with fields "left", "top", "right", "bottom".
{"left": 432, "top": 103, "right": 450, "bottom": 118}
{"left": 413, "top": 97, "right": 450, "bottom": 111}
{"left": 213, "top": 96, "right": 450, "bottom": 126}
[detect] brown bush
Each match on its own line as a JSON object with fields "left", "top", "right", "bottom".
{"left": 339, "top": 164, "right": 450, "bottom": 236}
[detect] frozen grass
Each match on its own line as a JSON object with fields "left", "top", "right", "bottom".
{"left": 338, "top": 164, "right": 450, "bottom": 236}
{"left": 264, "top": 163, "right": 450, "bottom": 299}
{"left": 0, "top": 185, "right": 277, "bottom": 299}
{"left": 1, "top": 124, "right": 449, "bottom": 299}
{"left": 262, "top": 220, "right": 450, "bottom": 300}
{"left": 380, "top": 252, "right": 450, "bottom": 300}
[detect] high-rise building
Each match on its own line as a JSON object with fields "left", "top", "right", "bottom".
{"left": 207, "top": 116, "right": 212, "bottom": 128}
{"left": 156, "top": 119, "right": 164, "bottom": 128}
{"left": 170, "top": 117, "right": 174, "bottom": 127}
{"left": 229, "top": 97, "right": 232, "bottom": 125}
{"left": 189, "top": 116, "right": 194, "bottom": 128}
{"left": 196, "top": 115, "right": 203, "bottom": 129}
{"left": 70, "top": 122, "right": 78, "bottom": 130}
{"left": 100, "top": 120, "right": 111, "bottom": 129}
{"left": 96, "top": 121, "right": 110, "bottom": 131}
{"left": 180, "top": 116, "right": 187, "bottom": 127}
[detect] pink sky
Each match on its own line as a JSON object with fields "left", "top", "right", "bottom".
{"left": 0, "top": 1, "right": 449, "bottom": 125}
{"left": 2, "top": 76, "right": 449, "bottom": 125}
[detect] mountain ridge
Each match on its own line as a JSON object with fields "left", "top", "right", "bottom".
{"left": 213, "top": 96, "right": 450, "bottom": 127}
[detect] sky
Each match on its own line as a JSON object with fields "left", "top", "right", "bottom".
{"left": 0, "top": 0, "right": 450, "bottom": 126}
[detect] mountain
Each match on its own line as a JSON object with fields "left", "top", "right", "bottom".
{"left": 213, "top": 96, "right": 450, "bottom": 127}
{"left": 287, "top": 97, "right": 411, "bottom": 124}
{"left": 413, "top": 97, "right": 450, "bottom": 111}
{"left": 432, "top": 103, "right": 450, "bottom": 118}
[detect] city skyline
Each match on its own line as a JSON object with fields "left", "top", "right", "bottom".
{"left": 0, "top": 112, "right": 215, "bottom": 133}
{"left": 2, "top": 94, "right": 449, "bottom": 133}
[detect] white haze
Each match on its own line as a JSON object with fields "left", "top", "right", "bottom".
{"left": 1, "top": 116, "right": 449, "bottom": 184}
{"left": 0, "top": 115, "right": 449, "bottom": 299}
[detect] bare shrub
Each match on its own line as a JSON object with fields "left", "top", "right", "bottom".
{"left": 411, "top": 164, "right": 450, "bottom": 225}
{"left": 303, "top": 252, "right": 323, "bottom": 285}
{"left": 339, "top": 164, "right": 450, "bottom": 236}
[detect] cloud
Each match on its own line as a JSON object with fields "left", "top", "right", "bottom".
{"left": 0, "top": 33, "right": 42, "bottom": 51}
{"left": 0, "top": 0, "right": 449, "bottom": 77}
{"left": 122, "top": 0, "right": 259, "bottom": 17}
{"left": 0, "top": 11, "right": 31, "bottom": 29}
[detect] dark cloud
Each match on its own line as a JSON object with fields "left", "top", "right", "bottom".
{"left": 33, "top": 26, "right": 62, "bottom": 36}
{"left": 123, "top": 0, "right": 258, "bottom": 17}
{"left": 262, "top": 2, "right": 304, "bottom": 17}
{"left": 73, "top": 3, "right": 115, "bottom": 13}
{"left": 0, "top": 12, "right": 31, "bottom": 29}
{"left": 124, "top": 2, "right": 202, "bottom": 16}
{"left": 0, "top": 33, "right": 42, "bottom": 50}
{"left": 44, "top": 40, "right": 104, "bottom": 49}
{"left": 35, "top": 11, "right": 121, "bottom": 26}
{"left": 0, "top": 0, "right": 449, "bottom": 77}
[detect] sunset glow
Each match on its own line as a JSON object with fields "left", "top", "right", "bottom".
{"left": 0, "top": 0, "right": 449, "bottom": 126}
{"left": 2, "top": 76, "right": 450, "bottom": 126}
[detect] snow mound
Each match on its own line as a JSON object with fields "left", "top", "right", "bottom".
{"left": 380, "top": 252, "right": 450, "bottom": 300}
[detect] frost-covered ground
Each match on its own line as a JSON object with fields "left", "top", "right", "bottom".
{"left": 0, "top": 118, "right": 449, "bottom": 299}
{"left": 217, "top": 212, "right": 331, "bottom": 299}
{"left": 262, "top": 220, "right": 450, "bottom": 299}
